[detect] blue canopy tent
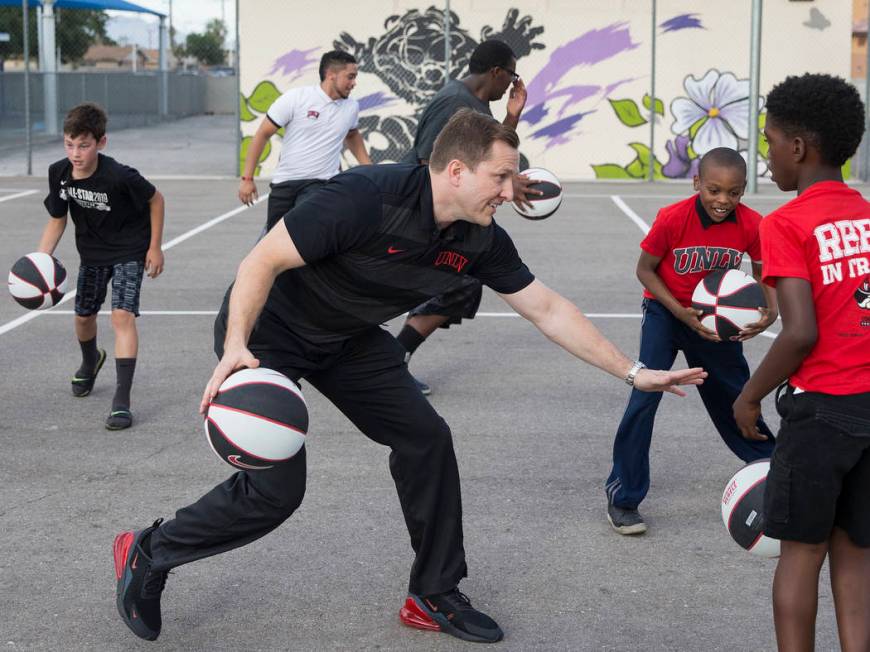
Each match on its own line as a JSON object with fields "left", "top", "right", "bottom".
{"left": 0, "top": 0, "right": 163, "bottom": 16}
{"left": 5, "top": 0, "right": 168, "bottom": 135}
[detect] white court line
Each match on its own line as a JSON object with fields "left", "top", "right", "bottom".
{"left": 564, "top": 193, "right": 785, "bottom": 200}
{"left": 0, "top": 195, "right": 269, "bottom": 337}
{"left": 610, "top": 195, "right": 650, "bottom": 234}
{"left": 35, "top": 308, "right": 780, "bottom": 340}
{"left": 0, "top": 190, "right": 38, "bottom": 203}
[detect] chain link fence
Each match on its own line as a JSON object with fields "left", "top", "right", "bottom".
{"left": 0, "top": 1, "right": 238, "bottom": 176}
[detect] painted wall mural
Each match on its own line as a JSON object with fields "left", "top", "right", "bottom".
{"left": 239, "top": 1, "right": 851, "bottom": 180}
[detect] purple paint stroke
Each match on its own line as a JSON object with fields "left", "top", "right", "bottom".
{"left": 270, "top": 47, "right": 320, "bottom": 79}
{"left": 524, "top": 24, "right": 640, "bottom": 108}
{"left": 660, "top": 14, "right": 705, "bottom": 33}
{"left": 523, "top": 103, "right": 549, "bottom": 125}
{"left": 357, "top": 92, "right": 397, "bottom": 112}
{"left": 662, "top": 135, "right": 700, "bottom": 178}
{"left": 601, "top": 77, "right": 639, "bottom": 97}
{"left": 530, "top": 111, "right": 594, "bottom": 146}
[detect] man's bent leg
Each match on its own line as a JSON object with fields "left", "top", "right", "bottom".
{"left": 307, "top": 328, "right": 465, "bottom": 596}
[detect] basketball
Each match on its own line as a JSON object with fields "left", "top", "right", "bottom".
{"left": 512, "top": 167, "right": 562, "bottom": 220}
{"left": 204, "top": 367, "right": 309, "bottom": 471}
{"left": 691, "top": 269, "right": 766, "bottom": 339}
{"left": 721, "top": 459, "right": 780, "bottom": 558}
{"left": 8, "top": 252, "right": 68, "bottom": 310}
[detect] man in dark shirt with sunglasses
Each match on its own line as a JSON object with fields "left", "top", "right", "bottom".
{"left": 399, "top": 39, "right": 539, "bottom": 394}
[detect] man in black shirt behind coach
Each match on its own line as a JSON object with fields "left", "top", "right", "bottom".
{"left": 113, "top": 110, "right": 707, "bottom": 644}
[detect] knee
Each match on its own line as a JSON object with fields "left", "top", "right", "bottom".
{"left": 110, "top": 309, "right": 135, "bottom": 331}
{"left": 75, "top": 313, "right": 97, "bottom": 328}
{"left": 252, "top": 464, "right": 307, "bottom": 518}
{"left": 420, "top": 417, "right": 454, "bottom": 453}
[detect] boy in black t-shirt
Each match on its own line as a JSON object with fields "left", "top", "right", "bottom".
{"left": 37, "top": 103, "right": 165, "bottom": 430}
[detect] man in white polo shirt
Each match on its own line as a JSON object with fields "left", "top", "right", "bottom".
{"left": 239, "top": 50, "right": 371, "bottom": 232}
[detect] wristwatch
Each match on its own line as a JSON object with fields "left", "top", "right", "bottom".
{"left": 624, "top": 360, "right": 646, "bottom": 386}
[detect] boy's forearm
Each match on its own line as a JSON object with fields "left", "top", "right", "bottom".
{"left": 149, "top": 191, "right": 165, "bottom": 248}
{"left": 37, "top": 217, "right": 66, "bottom": 254}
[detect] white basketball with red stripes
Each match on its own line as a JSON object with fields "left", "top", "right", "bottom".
{"left": 691, "top": 268, "right": 767, "bottom": 339}
{"left": 205, "top": 367, "right": 308, "bottom": 471}
{"left": 8, "top": 252, "right": 68, "bottom": 310}
{"left": 721, "top": 459, "right": 780, "bottom": 557}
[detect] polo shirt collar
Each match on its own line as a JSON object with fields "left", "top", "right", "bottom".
{"left": 695, "top": 195, "right": 737, "bottom": 229}
{"left": 316, "top": 85, "right": 338, "bottom": 104}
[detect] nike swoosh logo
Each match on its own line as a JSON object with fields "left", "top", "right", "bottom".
{"left": 387, "top": 246, "right": 405, "bottom": 254}
{"left": 228, "top": 455, "right": 272, "bottom": 470}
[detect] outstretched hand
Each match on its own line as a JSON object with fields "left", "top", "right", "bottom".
{"left": 512, "top": 172, "right": 543, "bottom": 211}
{"left": 199, "top": 346, "right": 260, "bottom": 415}
{"left": 632, "top": 367, "right": 707, "bottom": 396}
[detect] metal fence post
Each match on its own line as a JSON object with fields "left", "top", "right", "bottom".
{"left": 235, "top": 0, "right": 241, "bottom": 176}
{"left": 23, "top": 0, "right": 32, "bottom": 176}
{"left": 444, "top": 0, "right": 451, "bottom": 85}
{"left": 648, "top": 0, "right": 656, "bottom": 183}
{"left": 862, "top": 0, "right": 870, "bottom": 181}
{"left": 41, "top": 0, "right": 58, "bottom": 135}
{"left": 747, "top": 0, "right": 763, "bottom": 193}
{"left": 158, "top": 16, "right": 169, "bottom": 118}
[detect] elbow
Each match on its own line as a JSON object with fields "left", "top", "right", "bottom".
{"left": 783, "top": 323, "right": 817, "bottom": 357}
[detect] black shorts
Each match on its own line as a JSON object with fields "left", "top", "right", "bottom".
{"left": 407, "top": 276, "right": 482, "bottom": 327}
{"left": 764, "top": 384, "right": 870, "bottom": 546}
{"left": 75, "top": 261, "right": 145, "bottom": 317}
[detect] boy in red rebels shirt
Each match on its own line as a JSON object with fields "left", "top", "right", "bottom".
{"left": 734, "top": 74, "right": 870, "bottom": 652}
{"left": 606, "top": 147, "right": 778, "bottom": 535}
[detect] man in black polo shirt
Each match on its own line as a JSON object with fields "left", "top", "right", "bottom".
{"left": 113, "top": 110, "right": 706, "bottom": 644}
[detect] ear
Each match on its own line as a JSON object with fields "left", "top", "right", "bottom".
{"left": 97, "top": 135, "right": 107, "bottom": 150}
{"left": 447, "top": 160, "right": 464, "bottom": 187}
{"left": 692, "top": 174, "right": 700, "bottom": 191}
{"left": 792, "top": 136, "right": 807, "bottom": 163}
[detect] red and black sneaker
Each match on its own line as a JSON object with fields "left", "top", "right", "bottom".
{"left": 400, "top": 588, "right": 504, "bottom": 643}
{"left": 113, "top": 519, "right": 167, "bottom": 641}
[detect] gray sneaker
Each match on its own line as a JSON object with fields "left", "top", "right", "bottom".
{"left": 413, "top": 375, "right": 431, "bottom": 396}
{"left": 607, "top": 501, "right": 647, "bottom": 535}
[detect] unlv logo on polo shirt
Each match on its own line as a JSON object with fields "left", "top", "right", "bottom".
{"left": 672, "top": 246, "right": 742, "bottom": 274}
{"left": 306, "top": 109, "right": 320, "bottom": 119}
{"left": 434, "top": 250, "right": 468, "bottom": 273}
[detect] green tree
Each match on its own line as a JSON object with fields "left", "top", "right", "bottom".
{"left": 0, "top": 7, "right": 115, "bottom": 64}
{"left": 184, "top": 19, "right": 226, "bottom": 66}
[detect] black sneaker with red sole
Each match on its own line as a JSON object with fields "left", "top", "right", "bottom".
{"left": 400, "top": 588, "right": 504, "bottom": 643}
{"left": 113, "top": 519, "right": 167, "bottom": 641}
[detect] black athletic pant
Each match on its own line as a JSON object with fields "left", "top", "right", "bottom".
{"left": 260, "top": 179, "right": 326, "bottom": 237}
{"left": 149, "top": 316, "right": 467, "bottom": 596}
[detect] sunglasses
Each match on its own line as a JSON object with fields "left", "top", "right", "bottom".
{"left": 499, "top": 67, "right": 520, "bottom": 82}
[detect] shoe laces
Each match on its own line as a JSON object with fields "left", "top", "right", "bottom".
{"left": 432, "top": 588, "right": 473, "bottom": 614}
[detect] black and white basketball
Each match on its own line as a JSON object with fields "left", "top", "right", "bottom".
{"left": 691, "top": 269, "right": 766, "bottom": 339}
{"left": 721, "top": 459, "right": 780, "bottom": 558}
{"left": 8, "top": 252, "right": 68, "bottom": 310}
{"left": 513, "top": 167, "right": 562, "bottom": 220}
{"left": 205, "top": 367, "right": 308, "bottom": 471}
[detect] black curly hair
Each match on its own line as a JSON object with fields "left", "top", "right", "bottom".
{"left": 765, "top": 73, "right": 865, "bottom": 167}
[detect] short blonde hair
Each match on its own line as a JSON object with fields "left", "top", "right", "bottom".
{"left": 429, "top": 108, "right": 519, "bottom": 172}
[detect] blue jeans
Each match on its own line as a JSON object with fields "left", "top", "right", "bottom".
{"left": 606, "top": 299, "right": 775, "bottom": 510}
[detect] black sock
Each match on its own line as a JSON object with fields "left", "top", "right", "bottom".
{"left": 77, "top": 337, "right": 99, "bottom": 375}
{"left": 112, "top": 358, "right": 136, "bottom": 411}
{"left": 396, "top": 325, "right": 426, "bottom": 359}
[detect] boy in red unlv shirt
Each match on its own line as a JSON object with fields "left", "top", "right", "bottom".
{"left": 606, "top": 147, "right": 778, "bottom": 535}
{"left": 734, "top": 74, "right": 870, "bottom": 652}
